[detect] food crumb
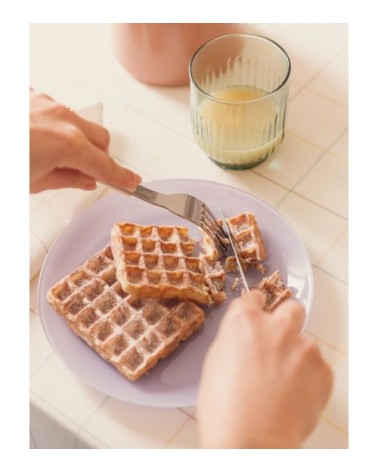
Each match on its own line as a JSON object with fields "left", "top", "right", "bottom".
{"left": 231, "top": 277, "right": 240, "bottom": 291}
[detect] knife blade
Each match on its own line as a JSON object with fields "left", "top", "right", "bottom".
{"left": 219, "top": 209, "right": 250, "bottom": 292}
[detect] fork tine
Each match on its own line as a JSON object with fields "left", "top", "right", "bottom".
{"left": 201, "top": 203, "right": 227, "bottom": 237}
{"left": 200, "top": 203, "right": 228, "bottom": 254}
{"left": 201, "top": 225, "right": 228, "bottom": 255}
{"left": 200, "top": 203, "right": 217, "bottom": 228}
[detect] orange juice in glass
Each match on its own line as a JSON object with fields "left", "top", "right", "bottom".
{"left": 190, "top": 34, "right": 291, "bottom": 169}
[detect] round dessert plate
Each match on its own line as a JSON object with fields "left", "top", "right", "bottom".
{"left": 38, "top": 179, "right": 313, "bottom": 407}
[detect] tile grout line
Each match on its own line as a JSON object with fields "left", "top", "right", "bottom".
{"left": 312, "top": 262, "right": 348, "bottom": 286}
{"left": 178, "top": 407, "right": 197, "bottom": 421}
{"left": 290, "top": 189, "right": 348, "bottom": 221}
{"left": 306, "top": 331, "right": 348, "bottom": 358}
{"left": 290, "top": 128, "right": 349, "bottom": 195}
{"left": 74, "top": 428, "right": 110, "bottom": 449}
{"left": 283, "top": 129, "right": 341, "bottom": 155}
{"left": 30, "top": 391, "right": 83, "bottom": 430}
{"left": 93, "top": 80, "right": 194, "bottom": 142}
{"left": 164, "top": 415, "right": 194, "bottom": 449}
{"left": 31, "top": 389, "right": 112, "bottom": 449}
{"left": 289, "top": 47, "right": 348, "bottom": 108}
{"left": 320, "top": 414, "right": 348, "bottom": 436}
{"left": 315, "top": 226, "right": 348, "bottom": 278}
{"left": 30, "top": 348, "right": 55, "bottom": 378}
{"left": 30, "top": 227, "right": 49, "bottom": 255}
{"left": 75, "top": 396, "right": 111, "bottom": 447}
{"left": 252, "top": 161, "right": 349, "bottom": 222}
{"left": 272, "top": 24, "right": 348, "bottom": 56}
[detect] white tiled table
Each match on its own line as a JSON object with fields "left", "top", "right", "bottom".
{"left": 30, "top": 23, "right": 348, "bottom": 449}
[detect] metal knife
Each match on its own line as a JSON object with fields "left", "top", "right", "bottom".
{"left": 219, "top": 209, "right": 250, "bottom": 292}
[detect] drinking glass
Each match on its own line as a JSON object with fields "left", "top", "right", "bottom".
{"left": 189, "top": 33, "right": 291, "bottom": 169}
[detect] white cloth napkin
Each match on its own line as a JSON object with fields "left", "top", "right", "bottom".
{"left": 30, "top": 103, "right": 107, "bottom": 280}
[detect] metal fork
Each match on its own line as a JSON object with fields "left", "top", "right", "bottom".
{"left": 108, "top": 183, "right": 228, "bottom": 255}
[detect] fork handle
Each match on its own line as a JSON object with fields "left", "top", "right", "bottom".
{"left": 108, "top": 183, "right": 164, "bottom": 206}
{"left": 133, "top": 185, "right": 160, "bottom": 203}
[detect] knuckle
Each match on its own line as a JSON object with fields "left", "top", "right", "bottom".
{"left": 64, "top": 125, "right": 84, "bottom": 146}
{"left": 50, "top": 100, "right": 70, "bottom": 118}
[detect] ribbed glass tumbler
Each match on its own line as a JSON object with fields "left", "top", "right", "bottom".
{"left": 189, "top": 34, "right": 291, "bottom": 169}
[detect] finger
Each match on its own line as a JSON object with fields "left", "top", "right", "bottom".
{"left": 70, "top": 140, "right": 142, "bottom": 191}
{"left": 273, "top": 299, "right": 306, "bottom": 332}
{"left": 229, "top": 289, "right": 266, "bottom": 316}
{"left": 217, "top": 290, "right": 266, "bottom": 343}
{"left": 55, "top": 102, "right": 110, "bottom": 152}
{"left": 68, "top": 112, "right": 111, "bottom": 151}
{"left": 299, "top": 336, "right": 334, "bottom": 407}
{"left": 223, "top": 290, "right": 266, "bottom": 329}
{"left": 30, "top": 168, "right": 97, "bottom": 193}
{"left": 321, "top": 362, "right": 334, "bottom": 406}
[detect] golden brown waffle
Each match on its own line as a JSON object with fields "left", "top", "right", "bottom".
{"left": 253, "top": 270, "right": 292, "bottom": 311}
{"left": 200, "top": 255, "right": 226, "bottom": 304}
{"left": 47, "top": 246, "right": 205, "bottom": 381}
{"left": 111, "top": 222, "right": 217, "bottom": 305}
{"left": 225, "top": 212, "right": 267, "bottom": 274}
{"left": 199, "top": 228, "right": 223, "bottom": 261}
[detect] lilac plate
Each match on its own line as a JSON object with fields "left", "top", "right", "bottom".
{"left": 38, "top": 179, "right": 313, "bottom": 407}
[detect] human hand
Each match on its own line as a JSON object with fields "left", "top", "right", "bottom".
{"left": 197, "top": 291, "right": 333, "bottom": 448}
{"left": 30, "top": 89, "right": 142, "bottom": 193}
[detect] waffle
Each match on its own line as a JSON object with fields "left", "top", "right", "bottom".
{"left": 225, "top": 212, "right": 267, "bottom": 274}
{"left": 47, "top": 246, "right": 205, "bottom": 381}
{"left": 199, "top": 228, "right": 223, "bottom": 261}
{"left": 253, "top": 270, "right": 292, "bottom": 311}
{"left": 200, "top": 255, "right": 226, "bottom": 304}
{"left": 111, "top": 222, "right": 218, "bottom": 305}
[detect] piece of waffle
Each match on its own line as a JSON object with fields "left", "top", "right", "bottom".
{"left": 200, "top": 255, "right": 226, "bottom": 304}
{"left": 111, "top": 222, "right": 216, "bottom": 305}
{"left": 199, "top": 228, "right": 224, "bottom": 262}
{"left": 47, "top": 246, "right": 205, "bottom": 381}
{"left": 253, "top": 270, "right": 292, "bottom": 311}
{"left": 225, "top": 212, "right": 267, "bottom": 274}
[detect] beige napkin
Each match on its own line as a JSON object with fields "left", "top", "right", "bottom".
{"left": 30, "top": 103, "right": 107, "bottom": 280}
